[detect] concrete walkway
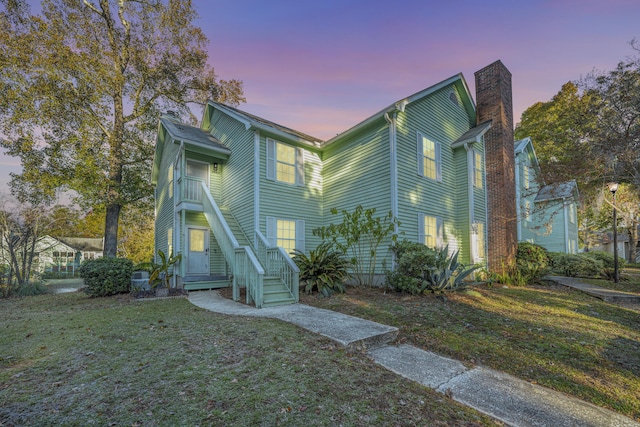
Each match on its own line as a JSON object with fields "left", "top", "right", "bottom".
{"left": 545, "top": 276, "right": 640, "bottom": 304}
{"left": 188, "top": 290, "right": 640, "bottom": 427}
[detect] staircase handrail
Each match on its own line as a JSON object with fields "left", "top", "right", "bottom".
{"left": 201, "top": 182, "right": 264, "bottom": 306}
{"left": 255, "top": 230, "right": 299, "bottom": 302}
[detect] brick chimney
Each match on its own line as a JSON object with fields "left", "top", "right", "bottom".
{"left": 475, "top": 60, "right": 517, "bottom": 272}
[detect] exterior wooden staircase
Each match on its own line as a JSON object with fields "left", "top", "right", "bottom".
{"left": 219, "top": 207, "right": 297, "bottom": 307}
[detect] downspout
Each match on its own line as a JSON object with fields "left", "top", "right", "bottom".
{"left": 514, "top": 154, "right": 522, "bottom": 241}
{"left": 464, "top": 143, "right": 475, "bottom": 261}
{"left": 563, "top": 198, "right": 570, "bottom": 253}
{"left": 175, "top": 142, "right": 184, "bottom": 280}
{"left": 384, "top": 111, "right": 399, "bottom": 266}
{"left": 254, "top": 131, "right": 261, "bottom": 247}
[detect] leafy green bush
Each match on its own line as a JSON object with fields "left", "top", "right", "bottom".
{"left": 516, "top": 242, "right": 549, "bottom": 280}
{"left": 395, "top": 240, "right": 442, "bottom": 278}
{"left": 384, "top": 270, "right": 421, "bottom": 295}
{"left": 583, "top": 251, "right": 626, "bottom": 279}
{"left": 14, "top": 281, "right": 49, "bottom": 296}
{"left": 293, "top": 242, "right": 349, "bottom": 297}
{"left": 549, "top": 253, "right": 604, "bottom": 278}
{"left": 78, "top": 257, "right": 134, "bottom": 297}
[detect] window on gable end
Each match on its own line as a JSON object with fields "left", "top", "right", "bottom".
{"left": 448, "top": 91, "right": 460, "bottom": 107}
{"left": 417, "top": 132, "right": 442, "bottom": 181}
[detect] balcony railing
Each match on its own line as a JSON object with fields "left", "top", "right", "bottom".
{"left": 181, "top": 176, "right": 204, "bottom": 203}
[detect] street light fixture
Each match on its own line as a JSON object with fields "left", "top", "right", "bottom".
{"left": 608, "top": 182, "right": 619, "bottom": 283}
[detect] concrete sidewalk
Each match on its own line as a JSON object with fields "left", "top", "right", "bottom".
{"left": 188, "top": 290, "right": 640, "bottom": 427}
{"left": 546, "top": 276, "right": 640, "bottom": 304}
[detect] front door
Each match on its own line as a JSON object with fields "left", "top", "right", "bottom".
{"left": 187, "top": 227, "right": 209, "bottom": 275}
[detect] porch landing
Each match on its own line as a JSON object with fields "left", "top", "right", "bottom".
{"left": 182, "top": 275, "right": 230, "bottom": 291}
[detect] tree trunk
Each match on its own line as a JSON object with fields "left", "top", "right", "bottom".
{"left": 103, "top": 203, "right": 121, "bottom": 258}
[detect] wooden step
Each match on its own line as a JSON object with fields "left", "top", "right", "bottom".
{"left": 262, "top": 276, "right": 296, "bottom": 307}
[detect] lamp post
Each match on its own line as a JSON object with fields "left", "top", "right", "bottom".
{"left": 608, "top": 182, "right": 619, "bottom": 283}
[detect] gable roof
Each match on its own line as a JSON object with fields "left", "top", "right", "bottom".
{"left": 152, "top": 114, "right": 232, "bottom": 184}
{"left": 451, "top": 120, "right": 492, "bottom": 149}
{"left": 514, "top": 136, "right": 544, "bottom": 185}
{"left": 326, "top": 73, "right": 476, "bottom": 146}
{"left": 160, "top": 115, "right": 231, "bottom": 157}
{"left": 535, "top": 180, "right": 579, "bottom": 202}
{"left": 206, "top": 102, "right": 324, "bottom": 147}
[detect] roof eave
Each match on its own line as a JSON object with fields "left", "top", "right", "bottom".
{"left": 324, "top": 73, "right": 472, "bottom": 147}
{"left": 209, "top": 101, "right": 322, "bottom": 148}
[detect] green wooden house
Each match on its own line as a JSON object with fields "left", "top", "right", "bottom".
{"left": 515, "top": 137, "right": 579, "bottom": 253}
{"left": 152, "top": 73, "right": 491, "bottom": 307}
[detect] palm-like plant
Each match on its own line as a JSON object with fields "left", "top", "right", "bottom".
{"left": 149, "top": 250, "right": 182, "bottom": 290}
{"left": 292, "top": 242, "right": 350, "bottom": 297}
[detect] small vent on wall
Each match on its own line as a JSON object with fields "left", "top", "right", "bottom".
{"left": 448, "top": 91, "right": 460, "bottom": 107}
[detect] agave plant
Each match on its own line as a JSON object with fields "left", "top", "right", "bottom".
{"left": 421, "top": 245, "right": 479, "bottom": 292}
{"left": 292, "top": 242, "right": 350, "bottom": 297}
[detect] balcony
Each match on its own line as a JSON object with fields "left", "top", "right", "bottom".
{"left": 176, "top": 176, "right": 206, "bottom": 211}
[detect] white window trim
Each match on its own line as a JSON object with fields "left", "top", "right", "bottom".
{"left": 418, "top": 213, "right": 443, "bottom": 248}
{"left": 416, "top": 132, "right": 442, "bottom": 182}
{"left": 266, "top": 138, "right": 305, "bottom": 187}
{"left": 266, "top": 216, "right": 305, "bottom": 255}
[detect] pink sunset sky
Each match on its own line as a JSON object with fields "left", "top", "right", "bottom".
{"left": 1, "top": 0, "right": 639, "bottom": 194}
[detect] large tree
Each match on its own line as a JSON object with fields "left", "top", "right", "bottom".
{"left": 581, "top": 42, "right": 640, "bottom": 188}
{"left": 515, "top": 42, "right": 640, "bottom": 259}
{"left": 0, "top": 0, "right": 244, "bottom": 257}
{"left": 515, "top": 81, "right": 601, "bottom": 188}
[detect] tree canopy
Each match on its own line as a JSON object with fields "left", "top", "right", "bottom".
{"left": 515, "top": 41, "right": 640, "bottom": 260}
{"left": 516, "top": 41, "right": 640, "bottom": 192}
{"left": 0, "top": 0, "right": 245, "bottom": 256}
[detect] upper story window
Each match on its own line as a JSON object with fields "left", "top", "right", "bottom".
{"left": 266, "top": 138, "right": 305, "bottom": 186}
{"left": 417, "top": 132, "right": 442, "bottom": 181}
{"left": 473, "top": 150, "right": 483, "bottom": 188}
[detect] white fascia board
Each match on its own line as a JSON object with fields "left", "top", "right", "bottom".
{"left": 181, "top": 138, "right": 231, "bottom": 159}
{"left": 210, "top": 101, "right": 319, "bottom": 148}
{"left": 208, "top": 101, "right": 252, "bottom": 130}
{"left": 325, "top": 74, "right": 466, "bottom": 148}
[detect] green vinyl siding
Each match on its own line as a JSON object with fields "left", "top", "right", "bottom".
{"left": 260, "top": 135, "right": 324, "bottom": 254}
{"left": 154, "top": 128, "right": 180, "bottom": 259}
{"left": 208, "top": 109, "right": 255, "bottom": 239}
{"left": 322, "top": 120, "right": 393, "bottom": 271}
{"left": 395, "top": 85, "right": 477, "bottom": 264}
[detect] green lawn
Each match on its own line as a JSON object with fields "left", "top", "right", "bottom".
{"left": 0, "top": 292, "right": 495, "bottom": 426}
{"left": 301, "top": 282, "right": 640, "bottom": 422}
